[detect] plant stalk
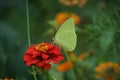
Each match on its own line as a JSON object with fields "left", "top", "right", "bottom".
{"left": 26, "top": 0, "right": 37, "bottom": 80}
{"left": 64, "top": 50, "right": 77, "bottom": 80}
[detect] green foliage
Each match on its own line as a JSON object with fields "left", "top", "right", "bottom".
{"left": 0, "top": 0, "right": 120, "bottom": 80}
{"left": 0, "top": 22, "right": 30, "bottom": 79}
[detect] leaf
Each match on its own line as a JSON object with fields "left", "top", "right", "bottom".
{"left": 48, "top": 20, "right": 58, "bottom": 30}
{"left": 55, "top": 18, "right": 77, "bottom": 51}
{"left": 99, "top": 29, "right": 115, "bottom": 52}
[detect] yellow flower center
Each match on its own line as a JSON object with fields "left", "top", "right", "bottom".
{"left": 35, "top": 43, "right": 48, "bottom": 52}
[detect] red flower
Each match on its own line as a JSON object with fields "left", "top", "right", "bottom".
{"left": 23, "top": 42, "right": 64, "bottom": 70}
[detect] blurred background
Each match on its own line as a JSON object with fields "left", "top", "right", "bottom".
{"left": 0, "top": 0, "right": 120, "bottom": 80}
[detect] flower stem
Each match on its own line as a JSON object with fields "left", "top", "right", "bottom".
{"left": 26, "top": 0, "right": 37, "bottom": 80}
{"left": 64, "top": 50, "right": 77, "bottom": 80}
{"left": 76, "top": 66, "right": 86, "bottom": 80}
{"left": 26, "top": 0, "right": 31, "bottom": 46}
{"left": 46, "top": 72, "right": 50, "bottom": 80}
{"left": 32, "top": 66, "right": 37, "bottom": 80}
{"left": 46, "top": 72, "right": 56, "bottom": 80}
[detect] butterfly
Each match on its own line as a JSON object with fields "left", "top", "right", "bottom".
{"left": 54, "top": 18, "right": 77, "bottom": 51}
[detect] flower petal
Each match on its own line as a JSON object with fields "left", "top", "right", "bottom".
{"left": 42, "top": 54, "right": 49, "bottom": 59}
{"left": 43, "top": 63, "right": 51, "bottom": 70}
{"left": 37, "top": 61, "right": 44, "bottom": 67}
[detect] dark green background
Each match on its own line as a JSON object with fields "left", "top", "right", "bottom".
{"left": 0, "top": 0, "right": 120, "bottom": 80}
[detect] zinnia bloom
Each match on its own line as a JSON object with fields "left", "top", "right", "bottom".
{"left": 77, "top": 52, "right": 86, "bottom": 61}
{"left": 59, "top": 0, "right": 78, "bottom": 6}
{"left": 55, "top": 12, "right": 80, "bottom": 25}
{"left": 4, "top": 78, "right": 9, "bottom": 80}
{"left": 57, "top": 61, "right": 74, "bottom": 72}
{"left": 3, "top": 78, "right": 14, "bottom": 80}
{"left": 55, "top": 12, "right": 69, "bottom": 25}
{"left": 23, "top": 42, "right": 64, "bottom": 70}
{"left": 77, "top": 51, "right": 94, "bottom": 61}
{"left": 59, "top": 0, "right": 87, "bottom": 7}
{"left": 95, "top": 62, "right": 120, "bottom": 80}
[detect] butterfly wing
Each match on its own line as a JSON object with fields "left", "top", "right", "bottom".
{"left": 55, "top": 18, "right": 77, "bottom": 51}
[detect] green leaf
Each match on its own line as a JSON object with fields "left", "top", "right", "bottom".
{"left": 99, "top": 28, "right": 115, "bottom": 52}
{"left": 55, "top": 18, "right": 77, "bottom": 51}
{"left": 48, "top": 20, "right": 58, "bottom": 30}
